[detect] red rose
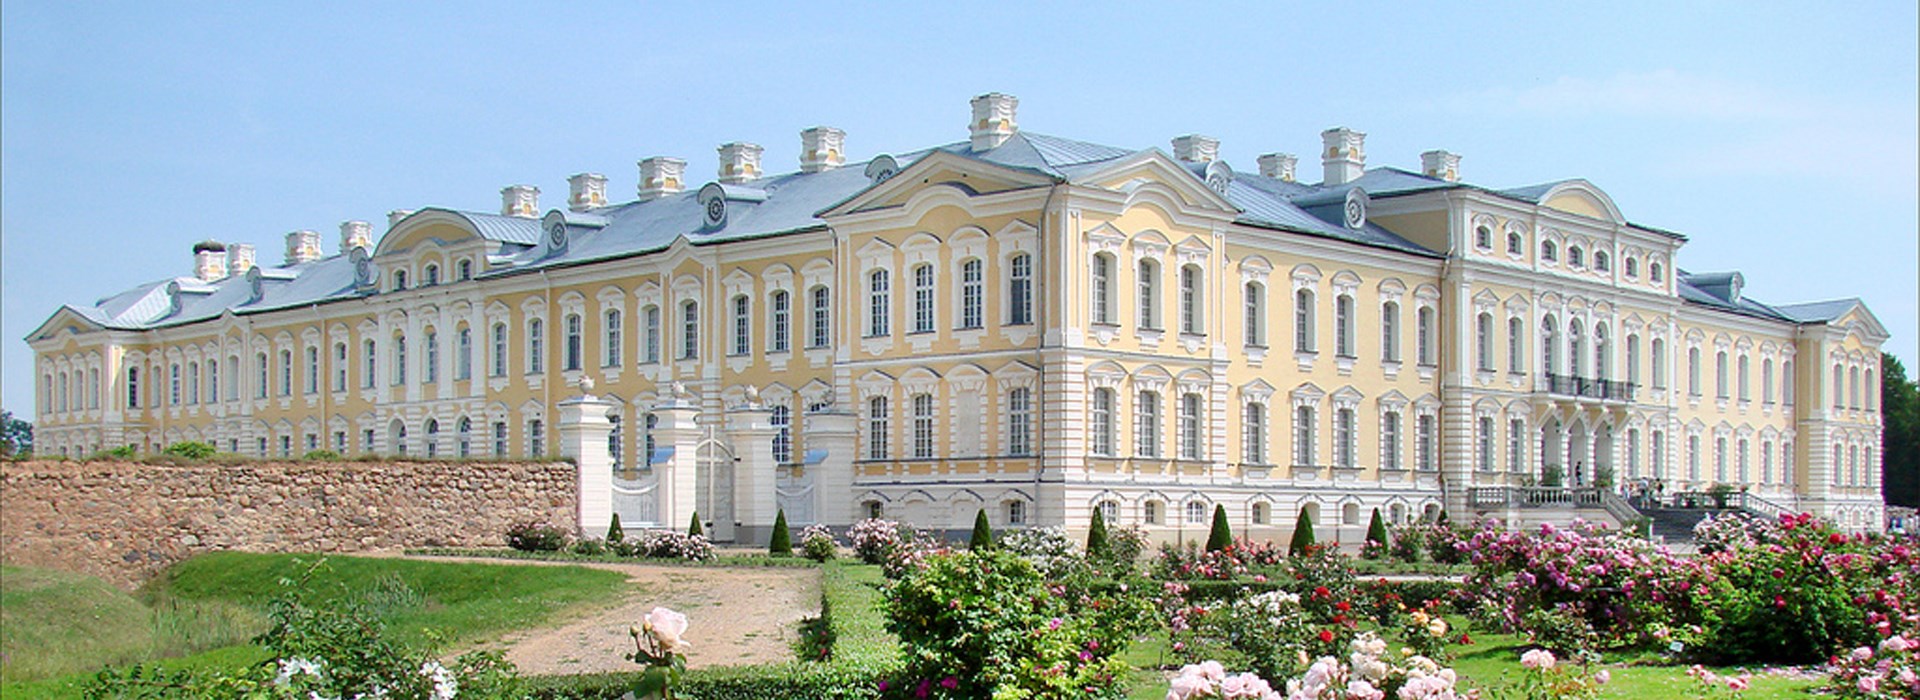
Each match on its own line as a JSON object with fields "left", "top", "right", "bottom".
{"left": 1319, "top": 629, "right": 1336, "bottom": 643}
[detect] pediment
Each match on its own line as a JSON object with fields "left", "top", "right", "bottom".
{"left": 27, "top": 306, "right": 104, "bottom": 343}
{"left": 376, "top": 210, "right": 485, "bottom": 257}
{"left": 1078, "top": 151, "right": 1238, "bottom": 215}
{"left": 819, "top": 151, "right": 1055, "bottom": 219}
{"left": 1537, "top": 180, "right": 1625, "bottom": 225}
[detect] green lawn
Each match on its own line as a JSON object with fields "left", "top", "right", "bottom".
{"left": 1, "top": 553, "right": 630, "bottom": 699}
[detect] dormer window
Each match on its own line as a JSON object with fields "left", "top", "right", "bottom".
{"left": 1506, "top": 232, "right": 1523, "bottom": 255}
{"left": 1625, "top": 257, "right": 1639, "bottom": 278}
{"left": 392, "top": 270, "right": 409, "bottom": 291}
{"left": 456, "top": 259, "right": 473, "bottom": 281}
{"left": 1568, "top": 246, "right": 1584, "bottom": 268}
{"left": 1541, "top": 241, "right": 1558, "bottom": 262}
{"left": 1474, "top": 225, "right": 1492, "bottom": 250}
{"left": 1594, "top": 251, "right": 1610, "bottom": 272}
{"left": 424, "top": 264, "right": 440, "bottom": 286}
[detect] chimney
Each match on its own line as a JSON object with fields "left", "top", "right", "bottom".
{"left": 800, "top": 127, "right": 846, "bottom": 173}
{"left": 969, "top": 92, "right": 1018, "bottom": 151}
{"left": 1320, "top": 127, "right": 1367, "bottom": 185}
{"left": 1421, "top": 150, "right": 1461, "bottom": 182}
{"left": 1171, "top": 134, "right": 1220, "bottom": 163}
{"left": 340, "top": 220, "right": 374, "bottom": 252}
{"left": 1258, "top": 153, "right": 1299, "bottom": 182}
{"left": 192, "top": 241, "right": 228, "bottom": 282}
{"left": 501, "top": 184, "right": 540, "bottom": 218}
{"left": 226, "top": 243, "right": 256, "bottom": 277}
{"left": 637, "top": 157, "right": 687, "bottom": 201}
{"left": 568, "top": 173, "right": 608, "bottom": 211}
{"left": 284, "top": 230, "right": 322, "bottom": 266}
{"left": 387, "top": 209, "right": 414, "bottom": 228}
{"left": 717, "top": 142, "right": 764, "bottom": 184}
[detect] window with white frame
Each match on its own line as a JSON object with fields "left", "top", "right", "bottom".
{"left": 1007, "top": 500, "right": 1027, "bottom": 526}
{"left": 1090, "top": 388, "right": 1115, "bottom": 456}
{"left": 1135, "top": 390, "right": 1160, "bottom": 458}
{"left": 731, "top": 295, "right": 751, "bottom": 356}
{"left": 1180, "top": 265, "right": 1203, "bottom": 335}
{"left": 1782, "top": 360, "right": 1793, "bottom": 404}
{"left": 605, "top": 310, "right": 623, "bottom": 366}
{"left": 1541, "top": 240, "right": 1557, "bottom": 262}
{"left": 456, "top": 327, "right": 471, "bottom": 380}
{"left": 868, "top": 270, "right": 891, "bottom": 337}
{"left": 423, "top": 331, "right": 438, "bottom": 384}
{"left": 1380, "top": 301, "right": 1399, "bottom": 362}
{"left": 960, "top": 259, "right": 983, "bottom": 330}
{"left": 527, "top": 318, "right": 545, "bottom": 373}
{"left": 1593, "top": 324, "right": 1609, "bottom": 381}
{"left": 1507, "top": 232, "right": 1523, "bottom": 255}
{"left": 770, "top": 291, "right": 790, "bottom": 353}
{"left": 1715, "top": 436, "right": 1728, "bottom": 482}
{"left": 1381, "top": 410, "right": 1402, "bottom": 470}
{"left": 1687, "top": 347, "right": 1702, "bottom": 396}
{"left": 1762, "top": 359, "right": 1774, "bottom": 404}
{"left": 771, "top": 404, "right": 792, "bottom": 464}
{"left": 1416, "top": 306, "right": 1434, "bottom": 365}
{"left": 1244, "top": 282, "right": 1264, "bottom": 346}
{"left": 1687, "top": 434, "right": 1701, "bottom": 481}
{"left": 1416, "top": 413, "right": 1436, "bottom": 470}
{"left": 1737, "top": 355, "right": 1751, "bottom": 401}
{"left": 1294, "top": 405, "right": 1315, "bottom": 466}
{"left": 1136, "top": 259, "right": 1157, "bottom": 329}
{"left": 1091, "top": 254, "right": 1116, "bottom": 325}
{"left": 1474, "top": 224, "right": 1492, "bottom": 249}
{"left": 1476, "top": 313, "right": 1494, "bottom": 371}
{"left": 388, "top": 338, "right": 404, "bottom": 386}
{"left": 1008, "top": 253, "right": 1033, "bottom": 325}
{"left": 334, "top": 343, "right": 348, "bottom": 390}
{"left": 911, "top": 393, "right": 935, "bottom": 459}
{"left": 1099, "top": 500, "right": 1119, "bottom": 525}
{"left": 643, "top": 306, "right": 661, "bottom": 362}
{"left": 912, "top": 264, "right": 935, "bottom": 334}
{"left": 1477, "top": 416, "right": 1495, "bottom": 472}
{"left": 357, "top": 342, "right": 372, "bottom": 389}
{"left": 490, "top": 324, "right": 507, "bottom": 377}
{"left": 1243, "top": 402, "right": 1266, "bottom": 464}
{"left": 564, "top": 314, "right": 583, "bottom": 371}
{"left": 1185, "top": 501, "right": 1207, "bottom": 525}
{"left": 1715, "top": 351, "right": 1729, "bottom": 399}
{"left": 1007, "top": 388, "right": 1032, "bottom": 456}
{"left": 810, "top": 287, "right": 831, "bottom": 347}
{"left": 457, "top": 417, "right": 472, "bottom": 458}
{"left": 1509, "top": 317, "right": 1526, "bottom": 373}
{"left": 679, "top": 300, "right": 698, "bottom": 360}
{"left": 1179, "top": 392, "right": 1203, "bottom": 460}
{"left": 1334, "top": 407, "right": 1355, "bottom": 468}
{"left": 528, "top": 419, "right": 544, "bottom": 456}
{"left": 1334, "top": 294, "right": 1355, "bottom": 357}
{"left": 1294, "top": 289, "right": 1316, "bottom": 353}
{"left": 1509, "top": 418, "right": 1526, "bottom": 473}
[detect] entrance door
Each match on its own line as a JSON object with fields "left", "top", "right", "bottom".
{"left": 695, "top": 432, "right": 736, "bottom": 542}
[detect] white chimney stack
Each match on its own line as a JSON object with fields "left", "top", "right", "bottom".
{"left": 568, "top": 173, "right": 608, "bottom": 211}
{"left": 192, "top": 241, "right": 228, "bottom": 282}
{"left": 717, "top": 142, "right": 764, "bottom": 184}
{"left": 969, "top": 93, "right": 1019, "bottom": 151}
{"left": 387, "top": 210, "right": 414, "bottom": 228}
{"left": 340, "top": 220, "right": 374, "bottom": 252}
{"left": 226, "top": 243, "right": 256, "bottom": 277}
{"left": 1321, "top": 127, "right": 1367, "bottom": 186}
{"left": 284, "top": 230, "right": 323, "bottom": 266}
{"left": 800, "top": 127, "right": 846, "bottom": 173}
{"left": 1421, "top": 150, "right": 1461, "bottom": 182}
{"left": 1258, "top": 153, "right": 1299, "bottom": 182}
{"left": 637, "top": 157, "right": 687, "bottom": 201}
{"left": 501, "top": 184, "right": 540, "bottom": 218}
{"left": 1171, "top": 134, "right": 1220, "bottom": 163}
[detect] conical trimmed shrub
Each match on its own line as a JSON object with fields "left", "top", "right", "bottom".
{"left": 1289, "top": 507, "right": 1317, "bottom": 557}
{"left": 970, "top": 508, "right": 995, "bottom": 551}
{"left": 769, "top": 509, "right": 792, "bottom": 556}
{"left": 688, "top": 511, "right": 704, "bottom": 538}
{"left": 1366, "top": 508, "right": 1388, "bottom": 547}
{"left": 1206, "top": 504, "right": 1233, "bottom": 552}
{"left": 607, "top": 513, "right": 625, "bottom": 543}
{"left": 1087, "top": 507, "right": 1110, "bottom": 559}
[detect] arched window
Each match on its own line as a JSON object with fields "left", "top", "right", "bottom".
{"left": 912, "top": 264, "right": 935, "bottom": 334}
{"left": 1007, "top": 388, "right": 1032, "bottom": 456}
{"left": 1294, "top": 405, "right": 1315, "bottom": 466}
{"left": 456, "top": 259, "right": 473, "bottom": 281}
{"left": 1243, "top": 401, "right": 1266, "bottom": 464}
{"left": 1568, "top": 246, "right": 1585, "bottom": 268}
{"left": 810, "top": 287, "right": 832, "bottom": 348}
{"left": 1128, "top": 256, "right": 1144, "bottom": 327}
{"left": 389, "top": 337, "right": 405, "bottom": 386}
{"left": 196, "top": 365, "right": 208, "bottom": 406}
{"left": 1688, "top": 347, "right": 1703, "bottom": 397}
{"left": 186, "top": 362, "right": 199, "bottom": 405}
{"left": 392, "top": 270, "right": 408, "bottom": 291}
{"left": 1186, "top": 501, "right": 1207, "bottom": 525}
{"left": 1244, "top": 282, "right": 1265, "bottom": 346}
{"left": 1509, "top": 317, "right": 1526, "bottom": 373}
{"left": 1090, "top": 253, "right": 1114, "bottom": 325}
{"left": 1380, "top": 301, "right": 1399, "bottom": 362}
{"left": 1008, "top": 253, "right": 1033, "bottom": 326}
{"left": 456, "top": 417, "right": 472, "bottom": 458}
{"left": 1568, "top": 319, "right": 1585, "bottom": 378}
{"left": 527, "top": 318, "right": 545, "bottom": 373}
{"left": 1143, "top": 500, "right": 1161, "bottom": 525}
{"left": 769, "top": 290, "right": 790, "bottom": 353}
{"left": 1334, "top": 294, "right": 1355, "bottom": 357}
{"left": 1867, "top": 369, "right": 1878, "bottom": 411}
{"left": 1651, "top": 338, "right": 1666, "bottom": 388}
{"left": 1737, "top": 438, "right": 1750, "bottom": 483}
{"left": 490, "top": 323, "right": 508, "bottom": 377}
{"left": 1762, "top": 359, "right": 1775, "bottom": 404}
{"left": 1593, "top": 324, "right": 1609, "bottom": 381}
{"left": 604, "top": 310, "right": 623, "bottom": 366}
{"left": 868, "top": 270, "right": 891, "bottom": 336}
{"left": 1650, "top": 262, "right": 1664, "bottom": 282}
{"left": 1833, "top": 364, "right": 1845, "bottom": 409}
{"left": 1476, "top": 312, "right": 1494, "bottom": 371}
{"left": 424, "top": 419, "right": 440, "bottom": 458}
{"left": 358, "top": 342, "right": 373, "bottom": 389}
{"left": 644, "top": 305, "right": 662, "bottom": 362}
{"left": 1849, "top": 366, "right": 1861, "bottom": 410}
{"left": 1782, "top": 360, "right": 1794, "bottom": 404}
{"left": 1294, "top": 289, "right": 1316, "bottom": 353}
{"left": 1625, "top": 257, "right": 1639, "bottom": 277}
{"left": 679, "top": 300, "right": 698, "bottom": 360}
{"left": 393, "top": 420, "right": 409, "bottom": 456}
{"left": 1416, "top": 306, "right": 1434, "bottom": 365}
{"left": 1714, "top": 436, "right": 1728, "bottom": 482}
{"left": 1541, "top": 315, "right": 1558, "bottom": 375}
{"left": 771, "top": 404, "right": 792, "bottom": 464}
{"left": 911, "top": 393, "right": 935, "bottom": 459}
{"left": 1135, "top": 390, "right": 1160, "bottom": 458}
{"left": 1178, "top": 392, "right": 1202, "bottom": 460}
{"left": 1626, "top": 334, "right": 1641, "bottom": 386}
{"left": 1180, "top": 265, "right": 1203, "bottom": 335}
{"left": 1506, "top": 232, "right": 1523, "bottom": 255}
{"left": 1594, "top": 251, "right": 1610, "bottom": 272}
{"left": 335, "top": 342, "right": 350, "bottom": 390}
{"left": 564, "top": 313, "right": 584, "bottom": 370}
{"left": 1090, "top": 388, "right": 1115, "bottom": 456}
{"left": 1474, "top": 225, "right": 1492, "bottom": 249}
{"left": 1714, "top": 351, "right": 1729, "bottom": 399}
{"left": 1541, "top": 240, "right": 1558, "bottom": 262}
{"left": 866, "top": 397, "right": 890, "bottom": 460}
{"left": 731, "top": 295, "right": 751, "bottom": 356}
{"left": 424, "top": 264, "right": 440, "bottom": 286}
{"left": 126, "top": 367, "right": 140, "bottom": 409}
{"left": 422, "top": 331, "right": 437, "bottom": 384}
{"left": 1509, "top": 418, "right": 1527, "bottom": 474}
{"left": 959, "top": 259, "right": 983, "bottom": 330}
{"left": 1737, "top": 355, "right": 1751, "bottom": 401}
{"left": 1099, "top": 499, "right": 1120, "bottom": 524}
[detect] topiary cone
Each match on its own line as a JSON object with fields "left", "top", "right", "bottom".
{"left": 1366, "top": 507, "right": 1388, "bottom": 546}
{"left": 607, "top": 512, "right": 625, "bottom": 543}
{"left": 688, "top": 511, "right": 703, "bottom": 538}
{"left": 970, "top": 508, "right": 994, "bottom": 551}
{"left": 1289, "top": 506, "right": 1317, "bottom": 557}
{"left": 769, "top": 509, "right": 792, "bottom": 555}
{"left": 1087, "top": 507, "right": 1110, "bottom": 559}
{"left": 1206, "top": 504, "right": 1233, "bottom": 552}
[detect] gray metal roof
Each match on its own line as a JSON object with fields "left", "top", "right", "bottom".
{"left": 1774, "top": 298, "right": 1862, "bottom": 323}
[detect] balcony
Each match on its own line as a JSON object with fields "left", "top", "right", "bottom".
{"left": 1541, "top": 372, "right": 1636, "bottom": 402}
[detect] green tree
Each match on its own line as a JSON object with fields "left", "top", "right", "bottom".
{"left": 1086, "top": 507, "right": 1110, "bottom": 559}
{"left": 1, "top": 410, "right": 34, "bottom": 457}
{"left": 1883, "top": 353, "right": 1920, "bottom": 508}
{"left": 607, "top": 513, "right": 626, "bottom": 543}
{"left": 1288, "top": 507, "right": 1317, "bottom": 556}
{"left": 1205, "top": 504, "right": 1233, "bottom": 552}
{"left": 769, "top": 509, "right": 792, "bottom": 556}
{"left": 969, "top": 508, "right": 994, "bottom": 551}
{"left": 1366, "top": 508, "right": 1389, "bottom": 546}
{"left": 687, "top": 511, "right": 703, "bottom": 538}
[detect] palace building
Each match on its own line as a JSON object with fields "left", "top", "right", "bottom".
{"left": 27, "top": 93, "right": 1889, "bottom": 542}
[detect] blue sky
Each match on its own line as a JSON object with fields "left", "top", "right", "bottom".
{"left": 3, "top": 1, "right": 1915, "bottom": 416}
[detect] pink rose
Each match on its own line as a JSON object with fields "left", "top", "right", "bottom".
{"left": 643, "top": 606, "right": 690, "bottom": 652}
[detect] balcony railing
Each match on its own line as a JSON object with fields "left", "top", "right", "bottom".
{"left": 1542, "top": 373, "right": 1637, "bottom": 402}
{"left": 1469, "top": 486, "right": 1607, "bottom": 509}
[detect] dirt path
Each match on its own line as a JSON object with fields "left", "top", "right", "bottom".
{"left": 395, "top": 554, "right": 822, "bottom": 675}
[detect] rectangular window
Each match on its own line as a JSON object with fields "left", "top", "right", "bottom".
{"left": 1335, "top": 407, "right": 1355, "bottom": 468}
{"left": 334, "top": 343, "right": 348, "bottom": 391}
{"left": 1295, "top": 290, "right": 1315, "bottom": 352}
{"left": 770, "top": 292, "right": 790, "bottom": 353}
{"left": 732, "top": 296, "right": 751, "bottom": 356}
{"left": 1381, "top": 411, "right": 1401, "bottom": 471}
{"left": 490, "top": 325, "right": 507, "bottom": 377}
{"left": 456, "top": 328, "right": 472, "bottom": 380}
{"left": 1477, "top": 416, "right": 1495, "bottom": 472}
{"left": 645, "top": 307, "right": 662, "bottom": 362}
{"left": 680, "top": 303, "right": 698, "bottom": 360}
{"left": 305, "top": 346, "right": 319, "bottom": 394}
{"left": 912, "top": 265, "right": 935, "bottom": 334}
{"left": 1007, "top": 388, "right": 1032, "bottom": 456}
{"left": 1416, "top": 307, "right": 1434, "bottom": 365}
{"left": 1381, "top": 302, "right": 1399, "bottom": 362}
{"left": 390, "top": 338, "right": 405, "bottom": 386}
{"left": 868, "top": 271, "right": 891, "bottom": 337}
{"left": 1090, "top": 388, "right": 1114, "bottom": 456}
{"left": 1242, "top": 402, "right": 1266, "bottom": 464}
{"left": 1416, "top": 414, "right": 1436, "bottom": 471}
{"left": 257, "top": 353, "right": 270, "bottom": 398}
{"left": 1180, "top": 266, "right": 1201, "bottom": 335}
{"left": 1335, "top": 295, "right": 1354, "bottom": 358}
{"left": 362, "top": 429, "right": 375, "bottom": 454}
{"left": 186, "top": 362, "right": 198, "bottom": 405}
{"left": 1245, "top": 283, "right": 1265, "bottom": 346}
{"left": 810, "top": 288, "right": 831, "bottom": 348}
{"left": 1179, "top": 393, "right": 1202, "bottom": 460}
{"left": 1137, "top": 260, "right": 1157, "bottom": 329}
{"left": 564, "top": 314, "right": 583, "bottom": 371}
{"left": 1008, "top": 254, "right": 1032, "bottom": 325}
{"left": 493, "top": 422, "right": 508, "bottom": 456}
{"left": 960, "top": 260, "right": 983, "bottom": 329}
{"left": 1294, "top": 406, "right": 1315, "bottom": 466}
{"left": 424, "top": 332, "right": 439, "bottom": 384}
{"left": 1135, "top": 391, "right": 1160, "bottom": 458}
{"left": 1477, "top": 314, "right": 1494, "bottom": 371}
{"left": 1091, "top": 255, "right": 1112, "bottom": 325}
{"left": 867, "top": 397, "right": 890, "bottom": 460}
{"left": 528, "top": 420, "right": 545, "bottom": 456}
{"left": 279, "top": 350, "right": 294, "bottom": 396}
{"left": 912, "top": 394, "right": 935, "bottom": 459}
{"left": 605, "top": 310, "right": 623, "bottom": 366}
{"left": 1509, "top": 418, "right": 1526, "bottom": 473}
{"left": 528, "top": 319, "right": 545, "bottom": 373}
{"left": 169, "top": 364, "right": 181, "bottom": 405}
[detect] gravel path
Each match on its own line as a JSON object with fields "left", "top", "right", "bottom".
{"left": 397, "top": 555, "right": 823, "bottom": 675}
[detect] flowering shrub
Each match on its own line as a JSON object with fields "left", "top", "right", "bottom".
{"left": 636, "top": 530, "right": 716, "bottom": 561}
{"left": 1686, "top": 664, "right": 1753, "bottom": 696}
{"left": 850, "top": 517, "right": 905, "bottom": 565}
{"left": 1389, "top": 525, "right": 1425, "bottom": 563}
{"left": 1828, "top": 633, "right": 1920, "bottom": 698}
{"left": 505, "top": 521, "right": 572, "bottom": 552}
{"left": 800, "top": 523, "right": 838, "bottom": 562}
{"left": 1458, "top": 519, "right": 1705, "bottom": 655}
{"left": 1497, "top": 648, "right": 1608, "bottom": 700}
{"left": 1283, "top": 632, "right": 1475, "bottom": 700}
{"left": 882, "top": 550, "right": 1153, "bottom": 699}
{"left": 1097, "top": 523, "right": 1153, "bottom": 575}
{"left": 997, "top": 525, "right": 1085, "bottom": 578}
{"left": 1165, "top": 660, "right": 1280, "bottom": 699}
{"left": 1395, "top": 601, "right": 1453, "bottom": 660}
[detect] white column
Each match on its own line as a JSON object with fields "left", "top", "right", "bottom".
{"left": 558, "top": 381, "right": 615, "bottom": 537}
{"left": 807, "top": 409, "right": 858, "bottom": 527}
{"left": 726, "top": 402, "right": 779, "bottom": 544}
{"left": 653, "top": 386, "right": 703, "bottom": 533}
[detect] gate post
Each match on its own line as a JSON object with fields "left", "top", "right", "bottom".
{"left": 726, "top": 397, "right": 778, "bottom": 545}
{"left": 805, "top": 408, "right": 858, "bottom": 528}
{"left": 557, "top": 380, "right": 615, "bottom": 537}
{"left": 653, "top": 383, "right": 703, "bottom": 534}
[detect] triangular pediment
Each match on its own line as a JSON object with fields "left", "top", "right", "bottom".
{"left": 27, "top": 306, "right": 106, "bottom": 343}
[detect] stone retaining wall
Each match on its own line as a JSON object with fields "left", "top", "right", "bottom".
{"left": 0, "top": 460, "right": 577, "bottom": 588}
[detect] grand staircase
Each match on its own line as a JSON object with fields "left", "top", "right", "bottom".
{"left": 1627, "top": 491, "right": 1796, "bottom": 544}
